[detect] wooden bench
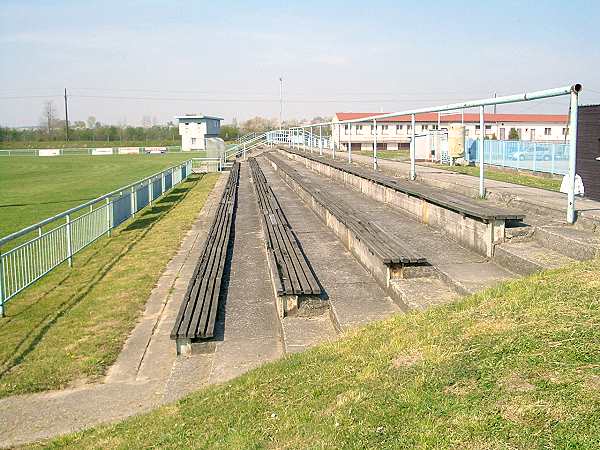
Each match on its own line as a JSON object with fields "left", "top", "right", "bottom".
{"left": 170, "top": 162, "right": 240, "bottom": 355}
{"left": 263, "top": 153, "right": 428, "bottom": 309}
{"left": 280, "top": 148, "right": 524, "bottom": 257}
{"left": 249, "top": 158, "right": 323, "bottom": 317}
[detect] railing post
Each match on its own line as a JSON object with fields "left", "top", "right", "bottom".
{"left": 131, "top": 186, "right": 136, "bottom": 217}
{"left": 319, "top": 125, "right": 323, "bottom": 156}
{"left": 373, "top": 119, "right": 378, "bottom": 171}
{"left": 479, "top": 105, "right": 485, "bottom": 198}
{"left": 348, "top": 123, "right": 352, "bottom": 163}
{"left": 66, "top": 214, "right": 73, "bottom": 267}
{"left": 106, "top": 197, "right": 111, "bottom": 237}
{"left": 410, "top": 114, "right": 416, "bottom": 180}
{"left": 161, "top": 171, "right": 165, "bottom": 194}
{"left": 567, "top": 86, "right": 579, "bottom": 224}
{"left": 0, "top": 249, "right": 5, "bottom": 317}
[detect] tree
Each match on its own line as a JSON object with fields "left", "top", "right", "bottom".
{"left": 508, "top": 128, "right": 520, "bottom": 140}
{"left": 220, "top": 124, "right": 241, "bottom": 141}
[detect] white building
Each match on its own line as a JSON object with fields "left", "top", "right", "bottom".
{"left": 331, "top": 112, "right": 570, "bottom": 152}
{"left": 175, "top": 115, "right": 223, "bottom": 151}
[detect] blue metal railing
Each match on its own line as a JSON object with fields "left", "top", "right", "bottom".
{"left": 0, "top": 159, "right": 193, "bottom": 315}
{"left": 466, "top": 138, "right": 570, "bottom": 175}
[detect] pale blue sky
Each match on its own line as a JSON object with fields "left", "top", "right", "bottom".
{"left": 1, "top": 0, "right": 599, "bottom": 126}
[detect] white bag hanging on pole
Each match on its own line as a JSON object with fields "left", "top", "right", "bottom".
{"left": 561, "top": 174, "right": 585, "bottom": 196}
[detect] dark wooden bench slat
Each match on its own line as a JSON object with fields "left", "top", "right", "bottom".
{"left": 249, "top": 158, "right": 321, "bottom": 296}
{"left": 285, "top": 148, "right": 524, "bottom": 222}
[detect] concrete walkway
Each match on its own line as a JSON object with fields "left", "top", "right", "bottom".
{"left": 313, "top": 147, "right": 600, "bottom": 230}
{"left": 0, "top": 175, "right": 229, "bottom": 449}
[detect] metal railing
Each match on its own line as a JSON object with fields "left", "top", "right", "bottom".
{"left": 465, "top": 139, "right": 570, "bottom": 175}
{"left": 269, "top": 84, "right": 582, "bottom": 223}
{"left": 0, "top": 159, "right": 193, "bottom": 316}
{"left": 191, "top": 157, "right": 223, "bottom": 173}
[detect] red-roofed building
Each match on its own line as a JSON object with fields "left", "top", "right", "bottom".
{"left": 331, "top": 112, "right": 570, "bottom": 151}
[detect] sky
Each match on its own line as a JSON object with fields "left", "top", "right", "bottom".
{"left": 1, "top": 0, "right": 600, "bottom": 127}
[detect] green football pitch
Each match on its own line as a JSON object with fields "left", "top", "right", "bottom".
{"left": 0, "top": 153, "right": 206, "bottom": 238}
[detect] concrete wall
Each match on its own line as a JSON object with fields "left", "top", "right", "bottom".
{"left": 279, "top": 149, "right": 506, "bottom": 258}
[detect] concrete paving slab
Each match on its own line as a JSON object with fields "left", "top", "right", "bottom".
{"left": 208, "top": 164, "right": 284, "bottom": 384}
{"left": 282, "top": 315, "right": 337, "bottom": 354}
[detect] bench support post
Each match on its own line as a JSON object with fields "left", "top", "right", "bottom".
{"left": 176, "top": 338, "right": 192, "bottom": 356}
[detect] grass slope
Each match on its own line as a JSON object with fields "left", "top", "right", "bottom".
{"left": 40, "top": 259, "right": 600, "bottom": 449}
{"left": 0, "top": 174, "right": 219, "bottom": 398}
{"left": 431, "top": 163, "right": 562, "bottom": 192}
{"left": 0, "top": 154, "right": 205, "bottom": 237}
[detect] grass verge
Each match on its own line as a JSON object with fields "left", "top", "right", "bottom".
{"left": 358, "top": 150, "right": 409, "bottom": 160}
{"left": 0, "top": 173, "right": 219, "bottom": 398}
{"left": 0, "top": 153, "right": 205, "bottom": 237}
{"left": 431, "top": 163, "right": 562, "bottom": 192}
{"left": 37, "top": 258, "right": 600, "bottom": 448}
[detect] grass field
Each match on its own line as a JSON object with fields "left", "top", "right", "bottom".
{"left": 431, "top": 163, "right": 562, "bottom": 192}
{"left": 0, "top": 173, "right": 219, "bottom": 398}
{"left": 0, "top": 153, "right": 206, "bottom": 238}
{"left": 0, "top": 140, "right": 180, "bottom": 150}
{"left": 36, "top": 258, "right": 600, "bottom": 449}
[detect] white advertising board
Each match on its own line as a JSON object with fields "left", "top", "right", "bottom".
{"left": 117, "top": 147, "right": 140, "bottom": 155}
{"left": 144, "top": 146, "right": 167, "bottom": 154}
{"left": 39, "top": 149, "right": 61, "bottom": 156}
{"left": 92, "top": 148, "right": 114, "bottom": 155}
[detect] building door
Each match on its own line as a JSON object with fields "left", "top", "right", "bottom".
{"left": 576, "top": 105, "right": 600, "bottom": 201}
{"left": 530, "top": 129, "right": 536, "bottom": 141}
{"left": 500, "top": 128, "right": 505, "bottom": 140}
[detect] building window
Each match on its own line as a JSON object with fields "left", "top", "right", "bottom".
{"left": 432, "top": 124, "right": 438, "bottom": 130}
{"left": 562, "top": 127, "right": 567, "bottom": 135}
{"left": 382, "top": 125, "right": 388, "bottom": 133}
{"left": 345, "top": 124, "right": 350, "bottom": 134}
{"left": 544, "top": 127, "right": 552, "bottom": 136}
{"left": 422, "top": 125, "right": 428, "bottom": 131}
{"left": 500, "top": 128, "right": 505, "bottom": 140}
{"left": 191, "top": 138, "right": 196, "bottom": 145}
{"left": 396, "top": 124, "right": 402, "bottom": 133}
{"left": 370, "top": 125, "right": 375, "bottom": 134}
{"left": 407, "top": 124, "right": 412, "bottom": 131}
{"left": 356, "top": 125, "right": 363, "bottom": 133}
{"left": 485, "top": 125, "right": 492, "bottom": 130}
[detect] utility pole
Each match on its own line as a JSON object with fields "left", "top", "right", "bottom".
{"left": 64, "top": 88, "right": 70, "bottom": 141}
{"left": 279, "top": 77, "right": 283, "bottom": 129}
{"left": 493, "top": 92, "right": 497, "bottom": 115}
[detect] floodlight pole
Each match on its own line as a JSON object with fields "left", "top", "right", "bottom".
{"left": 479, "top": 105, "right": 485, "bottom": 198}
{"left": 567, "top": 86, "right": 579, "bottom": 224}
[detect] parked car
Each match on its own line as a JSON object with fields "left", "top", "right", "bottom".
{"left": 509, "top": 148, "right": 553, "bottom": 161}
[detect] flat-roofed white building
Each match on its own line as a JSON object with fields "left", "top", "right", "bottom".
{"left": 331, "top": 112, "right": 570, "bottom": 151}
{"left": 176, "top": 115, "right": 223, "bottom": 151}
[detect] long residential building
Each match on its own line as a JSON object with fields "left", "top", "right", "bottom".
{"left": 330, "top": 112, "right": 570, "bottom": 151}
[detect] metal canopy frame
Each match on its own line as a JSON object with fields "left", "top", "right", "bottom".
{"left": 280, "top": 84, "right": 582, "bottom": 224}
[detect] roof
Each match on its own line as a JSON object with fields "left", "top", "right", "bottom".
{"left": 335, "top": 112, "right": 568, "bottom": 124}
{"left": 175, "top": 115, "right": 223, "bottom": 122}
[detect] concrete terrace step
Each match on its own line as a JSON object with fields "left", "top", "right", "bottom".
{"left": 534, "top": 225, "right": 600, "bottom": 261}
{"left": 390, "top": 276, "right": 459, "bottom": 311}
{"left": 494, "top": 240, "right": 575, "bottom": 276}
